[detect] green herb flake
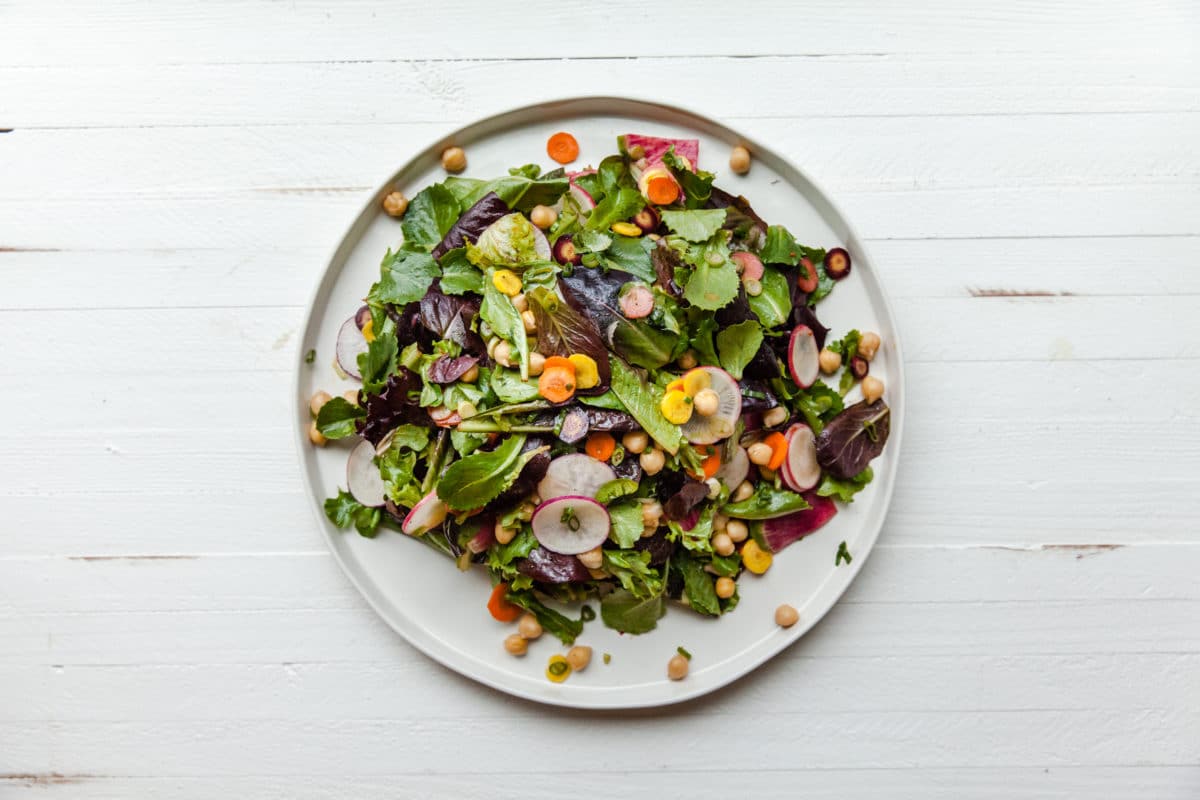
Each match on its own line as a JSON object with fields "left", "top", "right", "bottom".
{"left": 304, "top": 348, "right": 316, "bottom": 364}
{"left": 677, "top": 646, "right": 692, "bottom": 660}
{"left": 580, "top": 604, "right": 596, "bottom": 622}
{"left": 603, "top": 653, "right": 612, "bottom": 665}
{"left": 548, "top": 660, "right": 569, "bottom": 676}
{"left": 835, "top": 540, "right": 853, "bottom": 566}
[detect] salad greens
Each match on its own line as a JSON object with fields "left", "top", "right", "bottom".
{"left": 314, "top": 133, "right": 893, "bottom": 647}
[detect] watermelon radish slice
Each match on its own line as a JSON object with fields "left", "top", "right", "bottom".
{"left": 760, "top": 493, "right": 838, "bottom": 552}
{"left": 568, "top": 182, "right": 596, "bottom": 212}
{"left": 680, "top": 367, "right": 742, "bottom": 445}
{"left": 336, "top": 316, "right": 368, "bottom": 380}
{"left": 619, "top": 134, "right": 699, "bottom": 169}
{"left": 780, "top": 424, "right": 821, "bottom": 492}
{"left": 536, "top": 453, "right": 616, "bottom": 501}
{"left": 401, "top": 491, "right": 449, "bottom": 536}
{"left": 713, "top": 445, "right": 750, "bottom": 490}
{"left": 346, "top": 439, "right": 385, "bottom": 507}
{"left": 788, "top": 325, "right": 820, "bottom": 389}
{"left": 531, "top": 495, "right": 610, "bottom": 555}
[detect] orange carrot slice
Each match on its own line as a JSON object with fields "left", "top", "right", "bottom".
{"left": 547, "top": 132, "right": 580, "bottom": 165}
{"left": 585, "top": 432, "right": 616, "bottom": 462}
{"left": 487, "top": 583, "right": 522, "bottom": 622}
{"left": 764, "top": 432, "right": 789, "bottom": 471}
{"left": 646, "top": 175, "right": 679, "bottom": 205}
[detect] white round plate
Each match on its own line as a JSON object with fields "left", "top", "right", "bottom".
{"left": 294, "top": 97, "right": 905, "bottom": 709}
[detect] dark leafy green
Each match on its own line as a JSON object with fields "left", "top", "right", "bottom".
{"left": 716, "top": 320, "right": 764, "bottom": 380}
{"left": 794, "top": 382, "right": 845, "bottom": 434}
{"left": 506, "top": 589, "right": 584, "bottom": 644}
{"left": 608, "top": 358, "right": 682, "bottom": 454}
{"left": 759, "top": 225, "right": 802, "bottom": 266}
{"left": 601, "top": 588, "right": 666, "bottom": 635}
{"left": 357, "top": 317, "right": 399, "bottom": 395}
{"left": 436, "top": 434, "right": 532, "bottom": 511}
{"left": 747, "top": 266, "right": 791, "bottom": 328}
{"left": 672, "top": 552, "right": 721, "bottom": 616}
{"left": 526, "top": 287, "right": 611, "bottom": 391}
{"left": 480, "top": 271, "right": 529, "bottom": 378}
{"left": 662, "top": 148, "right": 714, "bottom": 208}
{"left": 369, "top": 248, "right": 441, "bottom": 308}
{"left": 723, "top": 483, "right": 811, "bottom": 519}
{"left": 315, "top": 397, "right": 365, "bottom": 439}
{"left": 585, "top": 187, "right": 645, "bottom": 231}
{"left": 436, "top": 248, "right": 484, "bottom": 295}
{"left": 815, "top": 400, "right": 891, "bottom": 480}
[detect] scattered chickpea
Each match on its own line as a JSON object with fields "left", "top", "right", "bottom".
{"left": 494, "top": 523, "right": 517, "bottom": 545}
{"left": 504, "top": 633, "right": 528, "bottom": 656}
{"left": 343, "top": 390, "right": 360, "bottom": 406}
{"left": 713, "top": 512, "right": 729, "bottom": 533}
{"left": 667, "top": 653, "right": 690, "bottom": 681}
{"left": 858, "top": 331, "right": 881, "bottom": 361}
{"left": 518, "top": 613, "right": 543, "bottom": 640}
{"left": 577, "top": 547, "right": 603, "bottom": 570}
{"left": 511, "top": 293, "right": 529, "bottom": 313}
{"left": 729, "top": 145, "right": 752, "bottom": 175}
{"left": 747, "top": 442, "right": 773, "bottom": 466}
{"left": 861, "top": 375, "right": 885, "bottom": 404}
{"left": 725, "top": 518, "right": 749, "bottom": 543}
{"left": 382, "top": 190, "right": 409, "bottom": 217}
{"left": 530, "top": 204, "right": 557, "bottom": 229}
{"left": 641, "top": 499, "right": 664, "bottom": 526}
{"left": 521, "top": 309, "right": 537, "bottom": 335}
{"left": 308, "top": 420, "right": 327, "bottom": 447}
{"left": 677, "top": 350, "right": 698, "bottom": 370}
{"left": 441, "top": 146, "right": 467, "bottom": 173}
{"left": 566, "top": 646, "right": 593, "bottom": 671}
{"left": 456, "top": 400, "right": 477, "bottom": 419}
{"left": 715, "top": 577, "right": 736, "bottom": 599}
{"left": 712, "top": 532, "right": 735, "bottom": 557}
{"left": 819, "top": 348, "right": 842, "bottom": 375}
{"left": 640, "top": 448, "right": 666, "bottom": 476}
{"left": 460, "top": 363, "right": 480, "bottom": 383}
{"left": 493, "top": 340, "right": 514, "bottom": 367}
{"left": 528, "top": 352, "right": 546, "bottom": 377}
{"left": 622, "top": 430, "right": 649, "bottom": 454}
{"left": 775, "top": 604, "right": 800, "bottom": 628}
{"left": 732, "top": 480, "right": 755, "bottom": 503}
{"left": 763, "top": 406, "right": 789, "bottom": 427}
{"left": 693, "top": 388, "right": 720, "bottom": 417}
{"left": 309, "top": 390, "right": 332, "bottom": 417}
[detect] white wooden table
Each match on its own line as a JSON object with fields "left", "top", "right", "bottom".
{"left": 2, "top": 2, "right": 1198, "bottom": 796}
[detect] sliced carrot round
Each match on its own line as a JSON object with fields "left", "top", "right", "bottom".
{"left": 543, "top": 355, "right": 575, "bottom": 374}
{"left": 487, "top": 583, "right": 522, "bottom": 622}
{"left": 700, "top": 450, "right": 722, "bottom": 480}
{"left": 646, "top": 175, "right": 680, "bottom": 205}
{"left": 547, "top": 132, "right": 580, "bottom": 165}
{"left": 539, "top": 365, "right": 576, "bottom": 403}
{"left": 585, "top": 432, "right": 616, "bottom": 462}
{"left": 764, "top": 432, "right": 789, "bottom": 471}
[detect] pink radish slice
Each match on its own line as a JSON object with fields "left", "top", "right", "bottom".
{"left": 568, "top": 182, "right": 596, "bottom": 211}
{"left": 714, "top": 445, "right": 750, "bottom": 490}
{"left": 336, "top": 316, "right": 367, "bottom": 379}
{"left": 620, "top": 134, "right": 699, "bottom": 169}
{"left": 531, "top": 225, "right": 551, "bottom": 260}
{"left": 788, "top": 325, "right": 820, "bottom": 389}
{"left": 354, "top": 305, "right": 372, "bottom": 331}
{"left": 680, "top": 366, "right": 743, "bottom": 445}
{"left": 731, "top": 251, "right": 764, "bottom": 281}
{"left": 619, "top": 284, "right": 655, "bottom": 319}
{"left": 531, "top": 495, "right": 610, "bottom": 555}
{"left": 536, "top": 453, "right": 616, "bottom": 501}
{"left": 402, "top": 491, "right": 449, "bottom": 536}
{"left": 347, "top": 439, "right": 386, "bottom": 507}
{"left": 780, "top": 423, "right": 821, "bottom": 492}
{"left": 466, "top": 520, "right": 495, "bottom": 554}
{"left": 566, "top": 168, "right": 597, "bottom": 180}
{"left": 760, "top": 493, "right": 838, "bottom": 552}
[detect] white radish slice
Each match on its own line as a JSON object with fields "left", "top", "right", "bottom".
{"left": 336, "top": 316, "right": 368, "bottom": 380}
{"left": 532, "top": 225, "right": 551, "bottom": 260}
{"left": 788, "top": 324, "right": 820, "bottom": 389}
{"left": 536, "top": 453, "right": 616, "bottom": 501}
{"left": 531, "top": 495, "right": 611, "bottom": 555}
{"left": 346, "top": 439, "right": 386, "bottom": 507}
{"left": 402, "top": 491, "right": 449, "bottom": 536}
{"left": 781, "top": 423, "right": 821, "bottom": 492}
{"left": 680, "top": 366, "right": 742, "bottom": 445}
{"left": 569, "top": 182, "right": 597, "bottom": 211}
{"left": 714, "top": 445, "right": 750, "bottom": 490}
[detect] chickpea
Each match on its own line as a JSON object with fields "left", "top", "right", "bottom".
{"left": 747, "top": 442, "right": 774, "bottom": 466}
{"left": 622, "top": 430, "right": 649, "bottom": 454}
{"left": 521, "top": 309, "right": 537, "bottom": 334}
{"left": 692, "top": 388, "right": 720, "bottom": 417}
{"left": 725, "top": 518, "right": 749, "bottom": 543}
{"left": 456, "top": 400, "right": 477, "bottom": 419}
{"left": 858, "top": 331, "right": 881, "bottom": 361}
{"left": 713, "top": 512, "right": 729, "bottom": 533}
{"left": 577, "top": 547, "right": 603, "bottom": 570}
{"left": 493, "top": 340, "right": 513, "bottom": 367}
{"left": 528, "top": 351, "right": 546, "bottom": 377}
{"left": 441, "top": 146, "right": 467, "bottom": 173}
{"left": 518, "top": 613, "right": 543, "bottom": 640}
{"left": 566, "top": 645, "right": 592, "bottom": 671}
{"left": 641, "top": 499, "right": 664, "bottom": 526}
{"left": 382, "top": 191, "right": 409, "bottom": 217}
{"left": 530, "top": 204, "right": 557, "bottom": 230}
{"left": 819, "top": 348, "right": 842, "bottom": 375}
{"left": 343, "top": 390, "right": 360, "bottom": 406}
{"left": 763, "top": 406, "right": 789, "bottom": 427}
{"left": 711, "top": 531, "right": 735, "bottom": 557}
{"left": 309, "top": 390, "right": 332, "bottom": 417}
{"left": 504, "top": 633, "right": 528, "bottom": 656}
{"left": 308, "top": 420, "right": 327, "bottom": 447}
{"left": 729, "top": 145, "right": 752, "bottom": 175}
{"left": 511, "top": 293, "right": 528, "bottom": 313}
{"left": 677, "top": 350, "right": 698, "bottom": 370}
{"left": 460, "top": 364, "right": 480, "bottom": 383}
{"left": 640, "top": 448, "right": 666, "bottom": 476}
{"left": 667, "top": 653, "right": 690, "bottom": 681}
{"left": 715, "top": 577, "right": 736, "bottom": 599}
{"left": 775, "top": 604, "right": 800, "bottom": 628}
{"left": 494, "top": 523, "right": 516, "bottom": 545}
{"left": 861, "top": 375, "right": 885, "bottom": 404}
{"left": 732, "top": 480, "right": 755, "bottom": 503}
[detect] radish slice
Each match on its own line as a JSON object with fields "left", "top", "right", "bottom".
{"left": 346, "top": 439, "right": 385, "bottom": 507}
{"left": 531, "top": 225, "right": 551, "bottom": 260}
{"left": 466, "top": 521, "right": 495, "bottom": 554}
{"left": 714, "top": 445, "right": 750, "bottom": 490}
{"left": 788, "top": 325, "right": 820, "bottom": 389}
{"left": 731, "top": 251, "right": 764, "bottom": 281}
{"left": 531, "top": 495, "right": 610, "bottom": 555}
{"left": 336, "top": 316, "right": 367, "bottom": 380}
{"left": 619, "top": 284, "right": 655, "bottom": 319}
{"left": 354, "top": 305, "right": 372, "bottom": 331}
{"left": 680, "top": 366, "right": 742, "bottom": 445}
{"left": 402, "top": 491, "right": 449, "bottom": 536}
{"left": 537, "top": 453, "right": 616, "bottom": 501}
{"left": 780, "top": 424, "right": 821, "bottom": 492}
{"left": 568, "top": 182, "right": 596, "bottom": 211}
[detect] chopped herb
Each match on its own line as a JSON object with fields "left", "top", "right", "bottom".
{"left": 603, "top": 653, "right": 612, "bottom": 665}
{"left": 304, "top": 348, "right": 316, "bottom": 364}
{"left": 677, "top": 646, "right": 692, "bottom": 660}
{"left": 560, "top": 505, "right": 580, "bottom": 531}
{"left": 835, "top": 541, "right": 853, "bottom": 566}
{"left": 580, "top": 604, "right": 596, "bottom": 622}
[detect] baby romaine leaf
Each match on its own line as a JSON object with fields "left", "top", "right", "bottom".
{"left": 600, "top": 588, "right": 666, "bottom": 635}
{"left": 816, "top": 466, "right": 874, "bottom": 503}
{"left": 579, "top": 391, "right": 629, "bottom": 412}
{"left": 315, "top": 397, "right": 366, "bottom": 439}
{"left": 526, "top": 287, "right": 611, "bottom": 390}
{"left": 608, "top": 358, "right": 682, "bottom": 454}
{"left": 607, "top": 501, "right": 645, "bottom": 549}
{"left": 716, "top": 320, "right": 764, "bottom": 380}
{"left": 747, "top": 266, "right": 791, "bottom": 329}
{"left": 370, "top": 248, "right": 441, "bottom": 307}
{"left": 481, "top": 271, "right": 529, "bottom": 379}
{"left": 672, "top": 551, "right": 721, "bottom": 616}
{"left": 435, "top": 434, "right": 531, "bottom": 511}
{"left": 437, "top": 248, "right": 484, "bottom": 296}
{"left": 585, "top": 187, "right": 645, "bottom": 231}
{"left": 401, "top": 184, "right": 461, "bottom": 251}
{"left": 661, "top": 208, "right": 727, "bottom": 243}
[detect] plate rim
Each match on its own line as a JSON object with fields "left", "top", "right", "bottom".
{"left": 292, "top": 95, "right": 906, "bottom": 710}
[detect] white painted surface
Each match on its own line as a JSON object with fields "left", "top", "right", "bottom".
{"left": 1, "top": 0, "right": 1197, "bottom": 795}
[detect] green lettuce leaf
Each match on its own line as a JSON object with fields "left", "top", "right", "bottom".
{"left": 401, "top": 184, "right": 460, "bottom": 250}
{"left": 369, "top": 248, "right": 441, "bottom": 307}
{"left": 816, "top": 466, "right": 874, "bottom": 503}
{"left": 747, "top": 266, "right": 791, "bottom": 328}
{"left": 662, "top": 148, "right": 714, "bottom": 208}
{"left": 324, "top": 489, "right": 381, "bottom": 538}
{"left": 794, "top": 381, "right": 844, "bottom": 434}
{"left": 603, "top": 548, "right": 664, "bottom": 598}
{"left": 437, "top": 247, "right": 484, "bottom": 296}
{"left": 759, "top": 224, "right": 801, "bottom": 265}
{"left": 506, "top": 589, "right": 584, "bottom": 645}
{"left": 672, "top": 551, "right": 721, "bottom": 616}
{"left": 723, "top": 483, "right": 811, "bottom": 519}
{"left": 435, "top": 434, "right": 531, "bottom": 511}
{"left": 716, "top": 320, "right": 764, "bottom": 380}
{"left": 585, "top": 187, "right": 645, "bottom": 231}
{"left": 466, "top": 213, "right": 545, "bottom": 268}
{"left": 607, "top": 501, "right": 645, "bottom": 548}
{"left": 609, "top": 358, "right": 682, "bottom": 454}
{"left": 600, "top": 588, "right": 665, "bottom": 635}
{"left": 486, "top": 528, "right": 537, "bottom": 581}
{"left": 661, "top": 208, "right": 727, "bottom": 243}
{"left": 315, "top": 397, "right": 366, "bottom": 439}
{"left": 357, "top": 318, "right": 398, "bottom": 395}
{"left": 489, "top": 367, "right": 541, "bottom": 403}
{"left": 481, "top": 271, "right": 530, "bottom": 378}
{"left": 452, "top": 173, "right": 568, "bottom": 213}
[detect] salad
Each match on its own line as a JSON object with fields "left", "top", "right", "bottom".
{"left": 309, "top": 131, "right": 892, "bottom": 679}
